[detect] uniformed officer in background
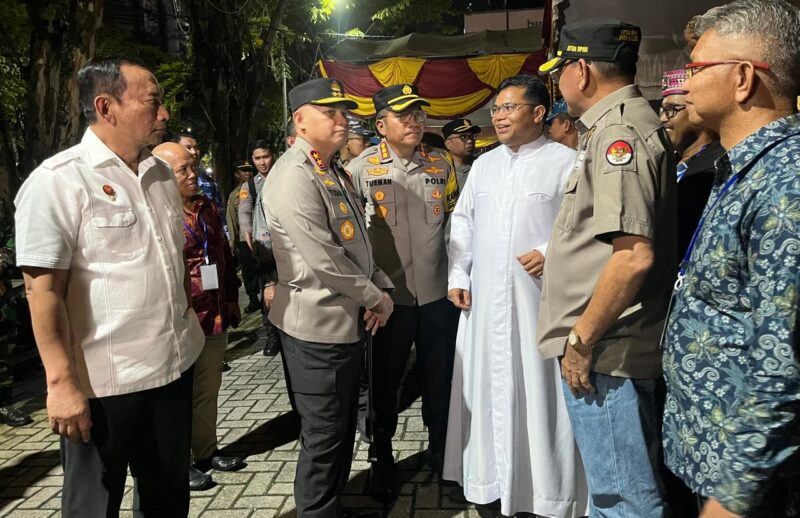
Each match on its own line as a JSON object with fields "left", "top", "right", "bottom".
{"left": 441, "top": 118, "right": 480, "bottom": 192}
{"left": 263, "top": 77, "right": 394, "bottom": 518}
{"left": 347, "top": 84, "right": 458, "bottom": 501}
{"left": 340, "top": 115, "right": 374, "bottom": 167}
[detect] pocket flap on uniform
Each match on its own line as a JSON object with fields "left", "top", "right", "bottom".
{"left": 92, "top": 210, "right": 136, "bottom": 228}
{"left": 291, "top": 369, "right": 337, "bottom": 395}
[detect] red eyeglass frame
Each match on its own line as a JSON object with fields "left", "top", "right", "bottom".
{"left": 685, "top": 60, "right": 771, "bottom": 78}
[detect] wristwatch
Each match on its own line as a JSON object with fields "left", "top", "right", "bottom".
{"left": 567, "top": 327, "right": 592, "bottom": 355}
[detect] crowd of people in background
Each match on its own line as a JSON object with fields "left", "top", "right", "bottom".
{"left": 6, "top": 0, "right": 800, "bottom": 517}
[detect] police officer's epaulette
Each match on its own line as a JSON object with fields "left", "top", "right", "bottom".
{"left": 418, "top": 143, "right": 444, "bottom": 164}
{"left": 367, "top": 141, "right": 392, "bottom": 165}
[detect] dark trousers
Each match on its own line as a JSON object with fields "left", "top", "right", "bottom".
{"left": 280, "top": 331, "right": 363, "bottom": 518}
{"left": 237, "top": 241, "right": 260, "bottom": 300}
{"left": 60, "top": 367, "right": 194, "bottom": 518}
{"left": 370, "top": 297, "right": 457, "bottom": 460}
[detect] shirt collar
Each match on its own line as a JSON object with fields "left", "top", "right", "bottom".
{"left": 81, "top": 128, "right": 157, "bottom": 174}
{"left": 578, "top": 84, "right": 641, "bottom": 132}
{"left": 725, "top": 113, "right": 800, "bottom": 177}
{"left": 502, "top": 134, "right": 547, "bottom": 158}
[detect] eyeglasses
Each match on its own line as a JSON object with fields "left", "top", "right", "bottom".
{"left": 684, "top": 60, "right": 770, "bottom": 78}
{"left": 490, "top": 102, "right": 536, "bottom": 117}
{"left": 446, "top": 134, "right": 476, "bottom": 143}
{"left": 659, "top": 104, "right": 687, "bottom": 119}
{"left": 549, "top": 60, "right": 575, "bottom": 84}
{"left": 391, "top": 110, "right": 427, "bottom": 124}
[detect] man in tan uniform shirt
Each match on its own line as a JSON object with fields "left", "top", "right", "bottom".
{"left": 262, "top": 78, "right": 394, "bottom": 517}
{"left": 347, "top": 84, "right": 458, "bottom": 501}
{"left": 536, "top": 19, "right": 676, "bottom": 517}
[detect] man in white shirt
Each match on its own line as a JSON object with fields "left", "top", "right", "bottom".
{"left": 15, "top": 58, "right": 204, "bottom": 517}
{"left": 444, "top": 75, "right": 589, "bottom": 517}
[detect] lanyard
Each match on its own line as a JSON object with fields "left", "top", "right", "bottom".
{"left": 674, "top": 171, "right": 740, "bottom": 290}
{"left": 183, "top": 214, "right": 211, "bottom": 264}
{"left": 676, "top": 144, "right": 708, "bottom": 183}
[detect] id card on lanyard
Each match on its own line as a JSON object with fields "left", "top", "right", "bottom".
{"left": 184, "top": 215, "right": 219, "bottom": 291}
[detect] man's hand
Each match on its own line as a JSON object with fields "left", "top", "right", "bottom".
{"left": 699, "top": 498, "right": 741, "bottom": 518}
{"left": 262, "top": 284, "right": 276, "bottom": 310}
{"left": 448, "top": 288, "right": 471, "bottom": 310}
{"left": 517, "top": 249, "right": 545, "bottom": 277}
{"left": 561, "top": 343, "right": 594, "bottom": 397}
{"left": 365, "top": 292, "right": 394, "bottom": 335}
{"left": 245, "top": 232, "right": 254, "bottom": 251}
{"left": 47, "top": 382, "right": 92, "bottom": 443}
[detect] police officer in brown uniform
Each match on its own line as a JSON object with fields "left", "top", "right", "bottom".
{"left": 263, "top": 78, "right": 394, "bottom": 518}
{"left": 347, "top": 84, "right": 457, "bottom": 500}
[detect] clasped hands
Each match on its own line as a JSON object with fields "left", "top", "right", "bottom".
{"left": 364, "top": 292, "right": 394, "bottom": 335}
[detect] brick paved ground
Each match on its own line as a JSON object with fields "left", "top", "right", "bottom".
{"left": 0, "top": 294, "right": 504, "bottom": 518}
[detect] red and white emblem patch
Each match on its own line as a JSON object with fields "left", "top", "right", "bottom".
{"left": 605, "top": 140, "right": 633, "bottom": 166}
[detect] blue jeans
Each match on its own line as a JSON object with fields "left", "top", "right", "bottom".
{"left": 562, "top": 373, "right": 664, "bottom": 518}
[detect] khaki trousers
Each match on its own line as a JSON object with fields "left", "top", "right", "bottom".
{"left": 191, "top": 332, "right": 227, "bottom": 460}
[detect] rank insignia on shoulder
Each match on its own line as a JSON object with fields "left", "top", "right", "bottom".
{"left": 367, "top": 167, "right": 389, "bottom": 177}
{"left": 606, "top": 140, "right": 633, "bottom": 166}
{"left": 379, "top": 141, "right": 391, "bottom": 161}
{"left": 367, "top": 156, "right": 381, "bottom": 165}
{"left": 310, "top": 149, "right": 328, "bottom": 171}
{"left": 425, "top": 166, "right": 444, "bottom": 175}
{"left": 340, "top": 220, "right": 356, "bottom": 241}
{"left": 102, "top": 184, "right": 117, "bottom": 201}
{"left": 239, "top": 189, "right": 249, "bottom": 200}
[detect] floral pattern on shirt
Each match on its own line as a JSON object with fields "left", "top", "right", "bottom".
{"left": 663, "top": 114, "right": 800, "bottom": 515}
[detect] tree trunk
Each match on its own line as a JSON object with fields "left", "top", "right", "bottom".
{"left": 21, "top": 0, "right": 103, "bottom": 177}
{"left": 185, "top": 0, "right": 288, "bottom": 199}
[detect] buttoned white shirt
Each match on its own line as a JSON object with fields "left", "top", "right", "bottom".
{"left": 15, "top": 129, "right": 204, "bottom": 398}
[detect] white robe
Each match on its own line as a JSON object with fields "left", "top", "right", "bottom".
{"left": 444, "top": 137, "right": 589, "bottom": 517}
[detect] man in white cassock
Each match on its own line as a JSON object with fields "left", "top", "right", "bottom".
{"left": 443, "top": 75, "right": 589, "bottom": 517}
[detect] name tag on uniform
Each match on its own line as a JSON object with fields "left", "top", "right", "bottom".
{"left": 200, "top": 263, "right": 219, "bottom": 291}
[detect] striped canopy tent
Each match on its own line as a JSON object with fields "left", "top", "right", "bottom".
{"left": 316, "top": 27, "right": 549, "bottom": 119}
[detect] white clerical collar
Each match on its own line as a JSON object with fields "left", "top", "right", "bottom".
{"left": 503, "top": 134, "right": 547, "bottom": 158}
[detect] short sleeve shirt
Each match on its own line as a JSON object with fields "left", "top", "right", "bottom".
{"left": 537, "top": 85, "right": 677, "bottom": 378}
{"left": 14, "top": 129, "right": 204, "bottom": 398}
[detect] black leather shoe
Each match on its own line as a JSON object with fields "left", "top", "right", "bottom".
{"left": 244, "top": 298, "right": 260, "bottom": 314}
{"left": 368, "top": 459, "right": 397, "bottom": 503}
{"left": 189, "top": 467, "right": 213, "bottom": 491}
{"left": 0, "top": 406, "right": 32, "bottom": 427}
{"left": 262, "top": 330, "right": 281, "bottom": 357}
{"left": 222, "top": 361, "right": 232, "bottom": 372}
{"left": 196, "top": 454, "right": 245, "bottom": 472}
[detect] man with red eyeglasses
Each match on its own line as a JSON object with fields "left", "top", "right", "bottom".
{"left": 347, "top": 84, "right": 457, "bottom": 501}
{"left": 662, "top": 2, "right": 800, "bottom": 517}
{"left": 537, "top": 19, "right": 676, "bottom": 518}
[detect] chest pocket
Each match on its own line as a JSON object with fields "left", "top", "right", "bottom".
{"left": 425, "top": 185, "right": 444, "bottom": 225}
{"left": 554, "top": 170, "right": 580, "bottom": 232}
{"left": 91, "top": 209, "right": 144, "bottom": 262}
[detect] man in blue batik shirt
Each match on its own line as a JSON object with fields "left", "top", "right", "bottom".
{"left": 662, "top": 1, "right": 800, "bottom": 517}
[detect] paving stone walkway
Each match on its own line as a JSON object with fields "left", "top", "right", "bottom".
{"left": 0, "top": 295, "right": 504, "bottom": 517}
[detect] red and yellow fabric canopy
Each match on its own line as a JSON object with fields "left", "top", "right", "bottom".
{"left": 317, "top": 52, "right": 546, "bottom": 119}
